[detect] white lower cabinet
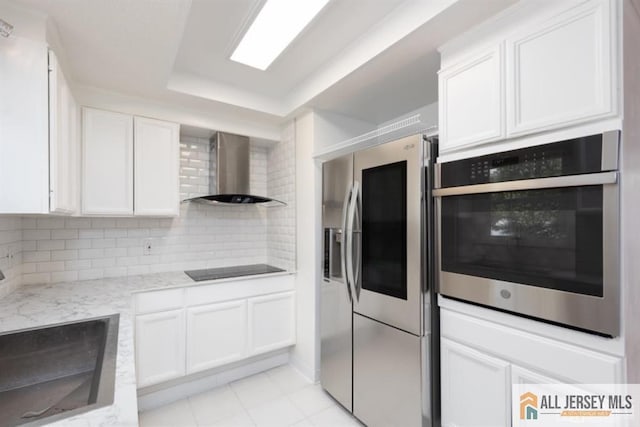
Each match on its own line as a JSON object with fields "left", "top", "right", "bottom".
{"left": 186, "top": 300, "right": 247, "bottom": 374}
{"left": 248, "top": 292, "right": 295, "bottom": 356}
{"left": 135, "top": 309, "right": 186, "bottom": 388}
{"left": 134, "top": 275, "right": 295, "bottom": 388}
{"left": 439, "top": 304, "right": 624, "bottom": 427}
{"left": 441, "top": 338, "right": 511, "bottom": 427}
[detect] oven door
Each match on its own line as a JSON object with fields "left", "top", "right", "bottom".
{"left": 434, "top": 172, "right": 619, "bottom": 336}
{"left": 347, "top": 135, "right": 423, "bottom": 336}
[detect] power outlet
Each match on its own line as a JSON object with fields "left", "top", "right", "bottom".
{"left": 143, "top": 239, "right": 152, "bottom": 256}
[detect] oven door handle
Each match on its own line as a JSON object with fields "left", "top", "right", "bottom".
{"left": 432, "top": 171, "right": 618, "bottom": 197}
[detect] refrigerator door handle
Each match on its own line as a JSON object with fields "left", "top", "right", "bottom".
{"left": 346, "top": 181, "right": 360, "bottom": 302}
{"left": 352, "top": 182, "right": 362, "bottom": 300}
{"left": 341, "top": 186, "right": 353, "bottom": 303}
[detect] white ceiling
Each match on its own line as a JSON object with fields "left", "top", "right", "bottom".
{"left": 9, "top": 0, "right": 517, "bottom": 133}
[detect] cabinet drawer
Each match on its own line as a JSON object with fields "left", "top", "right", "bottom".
{"left": 135, "top": 288, "right": 184, "bottom": 314}
{"left": 440, "top": 308, "right": 623, "bottom": 384}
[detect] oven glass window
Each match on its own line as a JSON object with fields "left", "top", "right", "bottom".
{"left": 361, "top": 161, "right": 407, "bottom": 300}
{"left": 441, "top": 186, "right": 603, "bottom": 296}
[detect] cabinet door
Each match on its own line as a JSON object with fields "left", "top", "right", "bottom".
{"left": 506, "top": 0, "right": 615, "bottom": 136}
{"left": 439, "top": 44, "right": 504, "bottom": 153}
{"left": 248, "top": 291, "right": 295, "bottom": 356}
{"left": 135, "top": 309, "right": 185, "bottom": 387}
{"left": 134, "top": 116, "right": 180, "bottom": 216}
{"left": 186, "top": 300, "right": 247, "bottom": 374}
{"left": 49, "top": 51, "right": 78, "bottom": 214}
{"left": 441, "top": 338, "right": 511, "bottom": 427}
{"left": 0, "top": 38, "right": 49, "bottom": 214}
{"left": 82, "top": 108, "right": 133, "bottom": 215}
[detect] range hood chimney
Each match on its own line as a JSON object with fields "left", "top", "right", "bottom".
{"left": 184, "top": 132, "right": 285, "bottom": 206}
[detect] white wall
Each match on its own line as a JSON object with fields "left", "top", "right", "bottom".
{"left": 313, "top": 110, "right": 374, "bottom": 154}
{"left": 291, "top": 112, "right": 322, "bottom": 381}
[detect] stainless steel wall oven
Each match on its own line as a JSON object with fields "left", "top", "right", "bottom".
{"left": 433, "top": 131, "right": 620, "bottom": 336}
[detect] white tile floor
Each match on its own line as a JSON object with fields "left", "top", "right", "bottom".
{"left": 138, "top": 365, "right": 362, "bottom": 427}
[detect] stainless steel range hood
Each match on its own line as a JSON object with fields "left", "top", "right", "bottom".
{"left": 184, "top": 132, "right": 285, "bottom": 206}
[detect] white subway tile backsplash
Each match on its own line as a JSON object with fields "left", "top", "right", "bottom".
{"left": 78, "top": 269, "right": 104, "bottom": 281}
{"left": 104, "top": 247, "right": 127, "bottom": 257}
{"left": 91, "top": 239, "right": 116, "bottom": 249}
{"left": 20, "top": 218, "right": 36, "bottom": 229}
{"left": 52, "top": 229, "right": 79, "bottom": 240}
{"left": 36, "top": 261, "right": 65, "bottom": 273}
{"left": 37, "top": 218, "right": 65, "bottom": 229}
{"left": 91, "top": 218, "right": 116, "bottom": 228}
{"left": 104, "top": 228, "right": 128, "bottom": 238}
{"left": 0, "top": 217, "right": 22, "bottom": 297}
{"left": 37, "top": 240, "right": 65, "bottom": 251}
{"left": 127, "top": 265, "right": 149, "bottom": 276}
{"left": 92, "top": 257, "right": 116, "bottom": 268}
{"left": 22, "top": 273, "right": 50, "bottom": 285}
{"left": 79, "top": 229, "right": 104, "bottom": 239}
{"left": 23, "top": 251, "right": 51, "bottom": 263}
{"left": 65, "top": 218, "right": 91, "bottom": 229}
{"left": 65, "top": 260, "right": 92, "bottom": 270}
{"left": 51, "top": 250, "right": 78, "bottom": 261}
{"left": 127, "top": 229, "right": 149, "bottom": 238}
{"left": 103, "top": 267, "right": 127, "bottom": 278}
{"left": 78, "top": 249, "right": 104, "bottom": 260}
{"left": 66, "top": 239, "right": 92, "bottom": 250}
{"left": 23, "top": 230, "right": 51, "bottom": 241}
{"left": 116, "top": 219, "right": 139, "bottom": 228}
{"left": 51, "top": 271, "right": 78, "bottom": 283}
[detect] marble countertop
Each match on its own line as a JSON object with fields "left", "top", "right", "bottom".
{"left": 0, "top": 270, "right": 293, "bottom": 426}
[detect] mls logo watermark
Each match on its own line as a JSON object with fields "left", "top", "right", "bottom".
{"left": 520, "top": 392, "right": 538, "bottom": 420}
{"left": 513, "top": 384, "right": 640, "bottom": 426}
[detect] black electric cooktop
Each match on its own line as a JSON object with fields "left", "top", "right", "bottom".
{"left": 185, "top": 264, "right": 285, "bottom": 282}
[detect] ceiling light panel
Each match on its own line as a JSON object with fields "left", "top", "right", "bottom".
{"left": 231, "top": 0, "right": 330, "bottom": 71}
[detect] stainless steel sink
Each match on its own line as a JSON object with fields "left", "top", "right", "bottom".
{"left": 0, "top": 314, "right": 119, "bottom": 427}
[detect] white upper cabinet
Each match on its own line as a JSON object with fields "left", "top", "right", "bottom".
{"left": 134, "top": 116, "right": 180, "bottom": 216}
{"left": 506, "top": 0, "right": 616, "bottom": 136}
{"left": 439, "top": 44, "right": 505, "bottom": 152}
{"left": 82, "top": 108, "right": 134, "bottom": 215}
{"left": 0, "top": 41, "right": 78, "bottom": 214}
{"left": 438, "top": 0, "right": 619, "bottom": 154}
{"left": 49, "top": 51, "right": 79, "bottom": 214}
{"left": 82, "top": 107, "right": 179, "bottom": 216}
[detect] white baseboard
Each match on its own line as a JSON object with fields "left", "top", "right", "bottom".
{"left": 289, "top": 352, "right": 317, "bottom": 383}
{"left": 137, "top": 349, "right": 290, "bottom": 412}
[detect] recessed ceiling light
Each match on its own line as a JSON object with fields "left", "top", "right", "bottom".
{"left": 231, "top": 0, "right": 330, "bottom": 71}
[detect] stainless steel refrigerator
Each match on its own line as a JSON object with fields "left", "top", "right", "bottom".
{"left": 321, "top": 134, "right": 439, "bottom": 427}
